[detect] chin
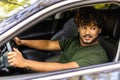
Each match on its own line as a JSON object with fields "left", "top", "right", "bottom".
{"left": 83, "top": 40, "right": 94, "bottom": 44}
{"left": 83, "top": 42, "right": 92, "bottom": 44}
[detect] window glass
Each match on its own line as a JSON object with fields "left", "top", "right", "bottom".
{"left": 0, "top": 0, "right": 39, "bottom": 21}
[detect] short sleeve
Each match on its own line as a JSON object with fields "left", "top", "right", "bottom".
{"left": 59, "top": 38, "right": 74, "bottom": 51}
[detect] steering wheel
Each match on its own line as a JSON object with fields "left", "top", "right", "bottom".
{"left": 0, "top": 41, "right": 30, "bottom": 76}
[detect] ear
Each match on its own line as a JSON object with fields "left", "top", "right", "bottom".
{"left": 99, "top": 28, "right": 102, "bottom": 34}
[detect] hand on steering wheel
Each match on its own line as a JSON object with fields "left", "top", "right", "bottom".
{"left": 0, "top": 40, "right": 29, "bottom": 74}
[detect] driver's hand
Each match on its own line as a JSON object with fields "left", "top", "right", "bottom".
{"left": 14, "top": 37, "right": 22, "bottom": 46}
{"left": 7, "top": 48, "right": 27, "bottom": 68}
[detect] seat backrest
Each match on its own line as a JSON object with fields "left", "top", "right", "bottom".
{"left": 101, "top": 9, "right": 120, "bottom": 41}
{"left": 51, "top": 18, "right": 78, "bottom": 40}
{"left": 99, "top": 9, "right": 120, "bottom": 62}
{"left": 98, "top": 36, "right": 117, "bottom": 62}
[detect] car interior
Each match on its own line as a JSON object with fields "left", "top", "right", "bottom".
{"left": 0, "top": 3, "right": 120, "bottom": 76}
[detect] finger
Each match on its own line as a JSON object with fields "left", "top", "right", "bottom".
{"left": 7, "top": 52, "right": 15, "bottom": 60}
{"left": 9, "top": 62, "right": 16, "bottom": 66}
{"left": 13, "top": 37, "right": 19, "bottom": 41}
{"left": 7, "top": 52, "right": 15, "bottom": 56}
{"left": 7, "top": 55, "right": 13, "bottom": 60}
{"left": 13, "top": 48, "right": 22, "bottom": 55}
{"left": 8, "top": 58, "right": 15, "bottom": 63}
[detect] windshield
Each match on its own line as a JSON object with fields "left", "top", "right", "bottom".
{"left": 0, "top": 0, "right": 39, "bottom": 22}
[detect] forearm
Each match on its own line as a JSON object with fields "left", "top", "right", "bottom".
{"left": 21, "top": 40, "right": 49, "bottom": 50}
{"left": 24, "top": 60, "right": 79, "bottom": 72}
{"left": 14, "top": 37, "right": 61, "bottom": 50}
{"left": 8, "top": 48, "right": 79, "bottom": 72}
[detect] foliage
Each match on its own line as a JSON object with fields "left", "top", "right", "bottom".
{"left": 0, "top": 0, "right": 34, "bottom": 21}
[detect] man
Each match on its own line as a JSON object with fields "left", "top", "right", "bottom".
{"left": 7, "top": 9, "right": 108, "bottom": 72}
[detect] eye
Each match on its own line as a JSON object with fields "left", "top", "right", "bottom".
{"left": 81, "top": 26, "right": 87, "bottom": 29}
{"left": 91, "top": 27, "right": 96, "bottom": 30}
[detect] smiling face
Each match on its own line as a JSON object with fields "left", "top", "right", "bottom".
{"left": 78, "top": 21, "right": 101, "bottom": 46}
{"left": 75, "top": 8, "right": 104, "bottom": 46}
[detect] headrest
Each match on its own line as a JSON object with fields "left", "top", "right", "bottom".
{"left": 101, "top": 9, "right": 120, "bottom": 40}
{"left": 62, "top": 18, "right": 78, "bottom": 38}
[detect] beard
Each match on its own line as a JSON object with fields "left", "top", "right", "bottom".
{"left": 80, "top": 34, "right": 98, "bottom": 45}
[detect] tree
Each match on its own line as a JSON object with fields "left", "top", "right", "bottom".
{"left": 0, "top": 0, "right": 32, "bottom": 21}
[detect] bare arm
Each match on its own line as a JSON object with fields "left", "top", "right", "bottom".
{"left": 7, "top": 48, "right": 79, "bottom": 72}
{"left": 25, "top": 60, "right": 79, "bottom": 72}
{"left": 14, "top": 37, "right": 61, "bottom": 50}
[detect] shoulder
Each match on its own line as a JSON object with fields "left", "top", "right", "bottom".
{"left": 59, "top": 37, "right": 78, "bottom": 43}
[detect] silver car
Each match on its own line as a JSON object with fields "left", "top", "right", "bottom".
{"left": 0, "top": 0, "right": 120, "bottom": 80}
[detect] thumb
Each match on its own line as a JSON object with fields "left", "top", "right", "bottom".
{"left": 14, "top": 37, "right": 19, "bottom": 41}
{"left": 13, "top": 37, "right": 21, "bottom": 46}
{"left": 13, "top": 48, "right": 22, "bottom": 55}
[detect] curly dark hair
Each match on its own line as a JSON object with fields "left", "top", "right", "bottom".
{"left": 74, "top": 7, "right": 105, "bottom": 29}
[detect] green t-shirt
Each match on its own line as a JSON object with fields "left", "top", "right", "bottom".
{"left": 58, "top": 37, "right": 108, "bottom": 67}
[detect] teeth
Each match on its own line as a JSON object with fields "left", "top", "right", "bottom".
{"left": 84, "top": 36, "right": 91, "bottom": 38}
{"left": 84, "top": 36, "right": 92, "bottom": 40}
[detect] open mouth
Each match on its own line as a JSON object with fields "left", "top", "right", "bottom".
{"left": 83, "top": 35, "right": 92, "bottom": 40}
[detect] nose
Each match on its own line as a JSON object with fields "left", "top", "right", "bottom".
{"left": 85, "top": 28, "right": 90, "bottom": 34}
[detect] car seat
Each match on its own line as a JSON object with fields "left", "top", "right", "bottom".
{"left": 51, "top": 18, "right": 78, "bottom": 40}
{"left": 46, "top": 18, "right": 78, "bottom": 62}
{"left": 99, "top": 9, "right": 120, "bottom": 62}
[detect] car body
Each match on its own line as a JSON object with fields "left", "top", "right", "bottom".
{"left": 0, "top": 0, "right": 120, "bottom": 80}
